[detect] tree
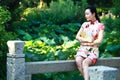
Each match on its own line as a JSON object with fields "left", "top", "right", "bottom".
{"left": 112, "top": 0, "right": 120, "bottom": 17}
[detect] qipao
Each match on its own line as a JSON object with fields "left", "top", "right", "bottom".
{"left": 75, "top": 20, "right": 104, "bottom": 64}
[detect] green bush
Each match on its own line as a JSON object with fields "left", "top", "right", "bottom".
{"left": 0, "top": 6, "right": 11, "bottom": 24}
{"left": 100, "top": 16, "right": 120, "bottom": 57}
{"left": 32, "top": 71, "right": 84, "bottom": 80}
{"left": 111, "top": 0, "right": 120, "bottom": 17}
{"left": 0, "top": 6, "right": 17, "bottom": 55}
{"left": 0, "top": 6, "right": 17, "bottom": 80}
{"left": 12, "top": 0, "right": 83, "bottom": 43}
{"left": 24, "top": 39, "right": 80, "bottom": 61}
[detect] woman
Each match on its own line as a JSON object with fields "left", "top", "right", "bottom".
{"left": 75, "top": 6, "right": 105, "bottom": 80}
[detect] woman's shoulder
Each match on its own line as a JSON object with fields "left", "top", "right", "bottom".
{"left": 82, "top": 22, "right": 89, "bottom": 25}
{"left": 97, "top": 22, "right": 105, "bottom": 30}
{"left": 81, "top": 22, "right": 89, "bottom": 27}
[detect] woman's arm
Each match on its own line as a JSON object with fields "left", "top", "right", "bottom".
{"left": 76, "top": 31, "right": 91, "bottom": 43}
{"left": 76, "top": 22, "right": 91, "bottom": 42}
{"left": 82, "top": 29, "right": 104, "bottom": 46}
{"left": 76, "top": 29, "right": 85, "bottom": 42}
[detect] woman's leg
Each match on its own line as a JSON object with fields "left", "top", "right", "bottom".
{"left": 82, "top": 58, "right": 92, "bottom": 80}
{"left": 75, "top": 56, "right": 84, "bottom": 75}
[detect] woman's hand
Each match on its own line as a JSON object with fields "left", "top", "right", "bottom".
{"left": 76, "top": 36, "right": 93, "bottom": 43}
{"left": 85, "top": 37, "right": 93, "bottom": 43}
{"left": 81, "top": 42, "right": 94, "bottom": 46}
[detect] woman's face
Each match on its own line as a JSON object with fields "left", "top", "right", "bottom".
{"left": 85, "top": 9, "right": 95, "bottom": 21}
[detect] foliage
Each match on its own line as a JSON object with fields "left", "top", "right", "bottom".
{"left": 87, "top": 0, "right": 113, "bottom": 8}
{"left": 32, "top": 71, "right": 84, "bottom": 80}
{"left": 0, "top": 0, "right": 21, "bottom": 13}
{"left": 21, "top": 0, "right": 40, "bottom": 8}
{"left": 111, "top": 0, "right": 120, "bottom": 17}
{"left": 100, "top": 16, "right": 120, "bottom": 57}
{"left": 0, "top": 6, "right": 11, "bottom": 24}
{"left": 24, "top": 39, "right": 79, "bottom": 61}
{"left": 12, "top": 0, "right": 83, "bottom": 42}
{"left": 0, "top": 6, "right": 16, "bottom": 54}
{"left": 0, "top": 6, "right": 17, "bottom": 80}
{"left": 0, "top": 6, "right": 17, "bottom": 54}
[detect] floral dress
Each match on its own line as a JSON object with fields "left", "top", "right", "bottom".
{"left": 75, "top": 20, "right": 104, "bottom": 64}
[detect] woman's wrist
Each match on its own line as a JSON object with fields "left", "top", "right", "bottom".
{"left": 90, "top": 42, "right": 94, "bottom": 46}
{"left": 81, "top": 42, "right": 94, "bottom": 46}
{"left": 77, "top": 37, "right": 84, "bottom": 42}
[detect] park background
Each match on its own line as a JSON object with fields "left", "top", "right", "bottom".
{"left": 0, "top": 0, "right": 120, "bottom": 80}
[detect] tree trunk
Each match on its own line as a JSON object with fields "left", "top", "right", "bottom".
{"left": 39, "top": 0, "right": 44, "bottom": 8}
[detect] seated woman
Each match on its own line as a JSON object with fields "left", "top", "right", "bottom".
{"left": 75, "top": 6, "right": 105, "bottom": 80}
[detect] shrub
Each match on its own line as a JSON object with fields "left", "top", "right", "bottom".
{"left": 12, "top": 0, "right": 83, "bottom": 43}
{"left": 0, "top": 6, "right": 17, "bottom": 80}
{"left": 100, "top": 16, "right": 120, "bottom": 57}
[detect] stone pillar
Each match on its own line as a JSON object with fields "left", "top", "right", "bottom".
{"left": 25, "top": 75, "right": 32, "bottom": 80}
{"left": 7, "top": 40, "right": 25, "bottom": 80}
{"left": 89, "top": 66, "right": 118, "bottom": 80}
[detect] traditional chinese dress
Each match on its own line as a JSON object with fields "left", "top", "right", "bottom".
{"left": 75, "top": 20, "right": 104, "bottom": 64}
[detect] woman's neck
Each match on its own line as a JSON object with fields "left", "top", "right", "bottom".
{"left": 91, "top": 18, "right": 97, "bottom": 22}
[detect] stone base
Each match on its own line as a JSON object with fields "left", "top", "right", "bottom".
{"left": 89, "top": 66, "right": 118, "bottom": 80}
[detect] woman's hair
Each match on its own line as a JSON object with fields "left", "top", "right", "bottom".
{"left": 86, "top": 6, "right": 100, "bottom": 22}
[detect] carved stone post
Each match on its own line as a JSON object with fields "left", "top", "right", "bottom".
{"left": 7, "top": 40, "right": 25, "bottom": 80}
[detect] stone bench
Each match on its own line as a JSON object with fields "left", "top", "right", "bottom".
{"left": 89, "top": 66, "right": 118, "bottom": 80}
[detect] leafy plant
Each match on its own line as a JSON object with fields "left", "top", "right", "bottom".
{"left": 24, "top": 39, "right": 79, "bottom": 61}
{"left": 24, "top": 39, "right": 81, "bottom": 80}
{"left": 0, "top": 6, "right": 17, "bottom": 80}
{"left": 100, "top": 16, "right": 120, "bottom": 57}
{"left": 111, "top": 0, "right": 120, "bottom": 17}
{"left": 12, "top": 0, "right": 85, "bottom": 42}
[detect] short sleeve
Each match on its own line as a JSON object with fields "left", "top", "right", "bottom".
{"left": 81, "top": 22, "right": 89, "bottom": 28}
{"left": 98, "top": 24, "right": 105, "bottom": 31}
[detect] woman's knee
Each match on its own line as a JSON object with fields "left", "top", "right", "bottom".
{"left": 75, "top": 56, "right": 83, "bottom": 63}
{"left": 82, "top": 58, "right": 92, "bottom": 67}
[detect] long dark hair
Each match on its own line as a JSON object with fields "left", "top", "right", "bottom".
{"left": 86, "top": 6, "right": 100, "bottom": 22}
